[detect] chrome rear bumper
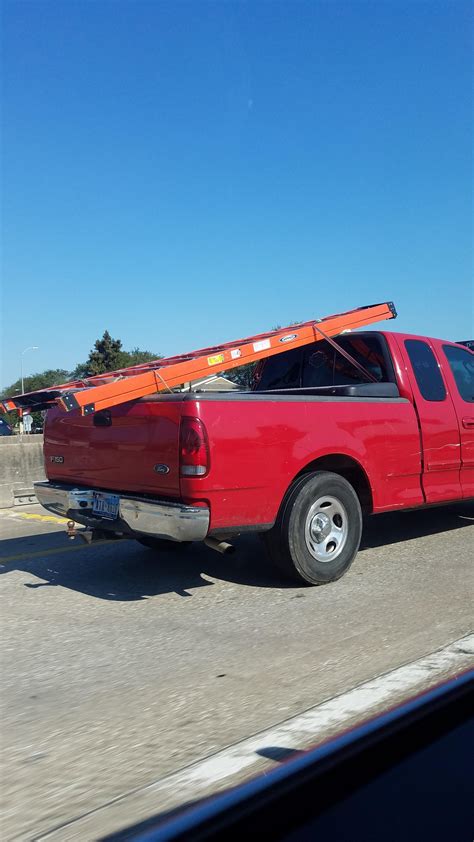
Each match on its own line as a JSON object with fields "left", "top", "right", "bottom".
{"left": 34, "top": 482, "right": 209, "bottom": 543}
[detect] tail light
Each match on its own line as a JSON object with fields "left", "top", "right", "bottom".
{"left": 180, "top": 416, "right": 209, "bottom": 477}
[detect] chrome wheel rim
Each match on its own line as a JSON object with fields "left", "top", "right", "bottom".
{"left": 304, "top": 495, "right": 348, "bottom": 562}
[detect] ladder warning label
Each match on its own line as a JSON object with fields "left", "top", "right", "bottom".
{"left": 208, "top": 353, "right": 225, "bottom": 366}
{"left": 253, "top": 339, "right": 271, "bottom": 353}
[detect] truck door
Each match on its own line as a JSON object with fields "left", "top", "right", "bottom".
{"left": 437, "top": 341, "right": 474, "bottom": 498}
{"left": 397, "top": 337, "right": 462, "bottom": 504}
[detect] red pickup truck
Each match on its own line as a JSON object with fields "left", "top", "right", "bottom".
{"left": 36, "top": 331, "right": 474, "bottom": 585}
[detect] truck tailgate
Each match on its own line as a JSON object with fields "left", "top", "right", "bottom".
{"left": 44, "top": 398, "right": 182, "bottom": 497}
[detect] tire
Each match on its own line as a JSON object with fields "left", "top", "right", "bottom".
{"left": 263, "top": 471, "right": 362, "bottom": 585}
{"left": 136, "top": 537, "right": 191, "bottom": 552}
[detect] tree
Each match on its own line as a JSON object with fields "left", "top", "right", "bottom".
{"left": 116, "top": 347, "right": 161, "bottom": 368}
{"left": 85, "top": 330, "right": 123, "bottom": 375}
{"left": 1, "top": 369, "right": 70, "bottom": 397}
{"left": 69, "top": 361, "right": 90, "bottom": 381}
{"left": 1, "top": 369, "right": 70, "bottom": 429}
{"left": 224, "top": 362, "right": 257, "bottom": 389}
{"left": 1, "top": 334, "right": 162, "bottom": 430}
{"left": 71, "top": 337, "right": 162, "bottom": 379}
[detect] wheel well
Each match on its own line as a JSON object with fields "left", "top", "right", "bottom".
{"left": 296, "top": 455, "right": 373, "bottom": 514}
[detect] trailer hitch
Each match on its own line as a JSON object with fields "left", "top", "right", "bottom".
{"left": 66, "top": 521, "right": 124, "bottom": 543}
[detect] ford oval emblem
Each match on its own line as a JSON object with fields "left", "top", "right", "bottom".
{"left": 154, "top": 464, "right": 170, "bottom": 474}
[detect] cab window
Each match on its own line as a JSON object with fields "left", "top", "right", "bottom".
{"left": 443, "top": 345, "right": 474, "bottom": 403}
{"left": 405, "top": 340, "right": 446, "bottom": 402}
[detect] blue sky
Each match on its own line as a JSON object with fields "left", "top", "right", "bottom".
{"left": 2, "top": 0, "right": 472, "bottom": 388}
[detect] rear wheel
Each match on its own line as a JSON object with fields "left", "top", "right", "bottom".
{"left": 263, "top": 471, "right": 362, "bottom": 585}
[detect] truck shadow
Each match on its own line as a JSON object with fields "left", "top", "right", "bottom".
{"left": 0, "top": 502, "right": 472, "bottom": 601}
{"left": 360, "top": 502, "right": 474, "bottom": 551}
{"left": 0, "top": 532, "right": 286, "bottom": 600}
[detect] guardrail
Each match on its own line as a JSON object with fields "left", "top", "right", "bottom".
{"left": 0, "top": 435, "right": 46, "bottom": 507}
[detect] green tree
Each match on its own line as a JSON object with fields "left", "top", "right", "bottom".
{"left": 69, "top": 361, "right": 90, "bottom": 381}
{"left": 71, "top": 344, "right": 161, "bottom": 379}
{"left": 116, "top": 347, "right": 161, "bottom": 368}
{"left": 1, "top": 337, "right": 163, "bottom": 430}
{"left": 224, "top": 362, "right": 257, "bottom": 389}
{"left": 1, "top": 369, "right": 70, "bottom": 429}
{"left": 2, "top": 369, "right": 70, "bottom": 396}
{"left": 85, "top": 330, "right": 123, "bottom": 375}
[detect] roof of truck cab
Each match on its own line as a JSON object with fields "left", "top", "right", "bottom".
{"left": 365, "top": 330, "right": 471, "bottom": 348}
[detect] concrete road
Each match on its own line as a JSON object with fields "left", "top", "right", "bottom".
{"left": 0, "top": 502, "right": 473, "bottom": 840}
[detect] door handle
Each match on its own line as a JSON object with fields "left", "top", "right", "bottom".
{"left": 462, "top": 417, "right": 474, "bottom": 429}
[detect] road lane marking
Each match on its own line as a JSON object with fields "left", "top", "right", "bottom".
{"left": 0, "top": 510, "right": 68, "bottom": 524}
{"left": 35, "top": 633, "right": 474, "bottom": 841}
{"left": 0, "top": 541, "right": 116, "bottom": 565}
{"left": 17, "top": 512, "right": 68, "bottom": 524}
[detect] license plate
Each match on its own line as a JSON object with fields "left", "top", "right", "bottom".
{"left": 92, "top": 492, "right": 120, "bottom": 520}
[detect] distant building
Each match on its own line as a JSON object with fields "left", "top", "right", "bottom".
{"left": 180, "top": 375, "right": 240, "bottom": 392}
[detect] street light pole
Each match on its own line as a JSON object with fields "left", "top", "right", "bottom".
{"left": 20, "top": 346, "right": 39, "bottom": 434}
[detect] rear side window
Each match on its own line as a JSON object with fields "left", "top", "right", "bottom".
{"left": 443, "top": 345, "right": 474, "bottom": 403}
{"left": 303, "top": 335, "right": 393, "bottom": 388}
{"left": 256, "top": 347, "right": 302, "bottom": 390}
{"left": 303, "top": 342, "right": 337, "bottom": 387}
{"left": 405, "top": 340, "right": 446, "bottom": 401}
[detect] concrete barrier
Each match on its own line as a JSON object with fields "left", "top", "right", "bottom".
{"left": 0, "top": 435, "right": 46, "bottom": 508}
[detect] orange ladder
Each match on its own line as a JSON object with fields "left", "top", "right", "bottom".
{"left": 2, "top": 301, "right": 396, "bottom": 416}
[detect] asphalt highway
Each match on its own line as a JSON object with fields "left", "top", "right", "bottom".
{"left": 1, "top": 502, "right": 473, "bottom": 840}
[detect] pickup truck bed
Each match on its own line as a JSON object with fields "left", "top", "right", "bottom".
{"left": 37, "top": 330, "right": 474, "bottom": 585}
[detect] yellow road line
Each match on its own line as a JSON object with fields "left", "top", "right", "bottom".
{"left": 0, "top": 510, "right": 69, "bottom": 525}
{"left": 11, "top": 512, "right": 69, "bottom": 524}
{"left": 0, "top": 540, "right": 115, "bottom": 565}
